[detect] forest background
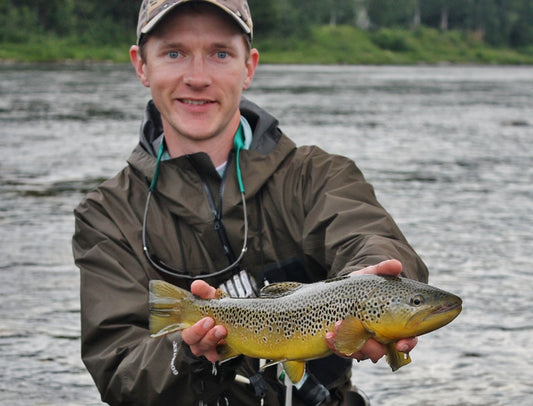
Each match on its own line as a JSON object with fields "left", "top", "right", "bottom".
{"left": 1, "top": 0, "right": 533, "bottom": 64}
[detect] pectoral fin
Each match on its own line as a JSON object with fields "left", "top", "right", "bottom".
{"left": 333, "top": 315, "right": 371, "bottom": 356}
{"left": 283, "top": 361, "right": 306, "bottom": 384}
{"left": 386, "top": 342, "right": 412, "bottom": 371}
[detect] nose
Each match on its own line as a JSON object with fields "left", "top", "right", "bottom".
{"left": 183, "top": 55, "right": 211, "bottom": 89}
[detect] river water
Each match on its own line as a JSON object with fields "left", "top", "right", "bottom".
{"left": 1, "top": 63, "right": 532, "bottom": 405}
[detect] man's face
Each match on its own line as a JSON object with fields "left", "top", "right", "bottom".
{"left": 131, "top": 4, "right": 258, "bottom": 150}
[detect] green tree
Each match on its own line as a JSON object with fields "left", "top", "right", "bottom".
{"left": 367, "top": 0, "right": 417, "bottom": 28}
{"left": 0, "top": 0, "right": 40, "bottom": 42}
{"left": 509, "top": 0, "right": 533, "bottom": 47}
{"left": 248, "top": 0, "right": 280, "bottom": 39}
{"left": 72, "top": 0, "right": 138, "bottom": 44}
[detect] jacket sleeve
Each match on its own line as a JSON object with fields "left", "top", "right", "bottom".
{"left": 297, "top": 147, "right": 429, "bottom": 282}
{"left": 73, "top": 193, "right": 238, "bottom": 405}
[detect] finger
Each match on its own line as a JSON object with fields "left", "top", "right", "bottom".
{"left": 198, "top": 325, "right": 227, "bottom": 362}
{"left": 325, "top": 332, "right": 337, "bottom": 352}
{"left": 396, "top": 336, "right": 418, "bottom": 353}
{"left": 181, "top": 318, "right": 227, "bottom": 362}
{"left": 353, "top": 338, "right": 386, "bottom": 363}
{"left": 181, "top": 317, "right": 215, "bottom": 345}
{"left": 351, "top": 259, "right": 403, "bottom": 277}
{"left": 190, "top": 280, "right": 217, "bottom": 299}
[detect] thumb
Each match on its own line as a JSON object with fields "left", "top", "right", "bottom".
{"left": 190, "top": 280, "right": 217, "bottom": 299}
{"left": 352, "top": 259, "right": 403, "bottom": 277}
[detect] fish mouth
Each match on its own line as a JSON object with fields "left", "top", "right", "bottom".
{"left": 415, "top": 298, "right": 462, "bottom": 333}
{"left": 432, "top": 300, "right": 462, "bottom": 315}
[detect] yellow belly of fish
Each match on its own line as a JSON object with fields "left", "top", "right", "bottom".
{"left": 223, "top": 324, "right": 333, "bottom": 361}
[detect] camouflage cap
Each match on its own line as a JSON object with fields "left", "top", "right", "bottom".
{"left": 136, "top": 0, "right": 253, "bottom": 44}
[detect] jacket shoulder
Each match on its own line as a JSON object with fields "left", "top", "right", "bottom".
{"left": 289, "top": 144, "right": 366, "bottom": 181}
{"left": 73, "top": 163, "right": 146, "bottom": 226}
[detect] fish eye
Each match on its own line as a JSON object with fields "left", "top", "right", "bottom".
{"left": 410, "top": 294, "right": 424, "bottom": 306}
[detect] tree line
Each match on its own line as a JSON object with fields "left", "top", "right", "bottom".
{"left": 1, "top": 0, "right": 532, "bottom": 48}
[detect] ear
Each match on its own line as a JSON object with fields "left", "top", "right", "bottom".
{"left": 243, "top": 48, "right": 259, "bottom": 90}
{"left": 129, "top": 45, "right": 150, "bottom": 88}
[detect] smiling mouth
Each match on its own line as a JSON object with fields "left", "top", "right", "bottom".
{"left": 181, "top": 99, "right": 212, "bottom": 106}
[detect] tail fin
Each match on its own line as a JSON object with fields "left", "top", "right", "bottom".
{"left": 149, "top": 280, "right": 195, "bottom": 338}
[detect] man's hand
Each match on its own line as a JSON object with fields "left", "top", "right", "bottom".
{"left": 180, "top": 280, "right": 227, "bottom": 363}
{"left": 325, "top": 259, "right": 418, "bottom": 362}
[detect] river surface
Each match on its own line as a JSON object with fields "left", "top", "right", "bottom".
{"left": 1, "top": 64, "right": 532, "bottom": 405}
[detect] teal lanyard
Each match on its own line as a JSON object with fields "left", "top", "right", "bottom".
{"left": 150, "top": 124, "right": 245, "bottom": 194}
{"left": 233, "top": 123, "right": 246, "bottom": 194}
{"left": 149, "top": 140, "right": 166, "bottom": 193}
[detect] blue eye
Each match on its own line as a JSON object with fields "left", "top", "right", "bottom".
{"left": 168, "top": 51, "right": 179, "bottom": 59}
{"left": 216, "top": 51, "right": 228, "bottom": 59}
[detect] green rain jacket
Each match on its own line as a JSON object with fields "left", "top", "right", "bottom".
{"left": 73, "top": 98, "right": 428, "bottom": 405}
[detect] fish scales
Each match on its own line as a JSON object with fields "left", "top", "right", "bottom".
{"left": 197, "top": 278, "right": 361, "bottom": 337}
{"left": 149, "top": 274, "right": 462, "bottom": 382}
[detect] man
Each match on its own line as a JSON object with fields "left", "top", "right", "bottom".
{"left": 73, "top": 0, "right": 428, "bottom": 405}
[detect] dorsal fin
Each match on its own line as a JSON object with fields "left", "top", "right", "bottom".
{"left": 323, "top": 275, "right": 350, "bottom": 284}
{"left": 259, "top": 281, "right": 304, "bottom": 298}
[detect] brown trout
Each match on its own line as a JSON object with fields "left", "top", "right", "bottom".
{"left": 149, "top": 274, "right": 462, "bottom": 383}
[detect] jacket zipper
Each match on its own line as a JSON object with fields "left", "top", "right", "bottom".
{"left": 187, "top": 152, "right": 238, "bottom": 266}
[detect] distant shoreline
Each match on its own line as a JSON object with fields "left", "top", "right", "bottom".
{"left": 2, "top": 26, "right": 532, "bottom": 65}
